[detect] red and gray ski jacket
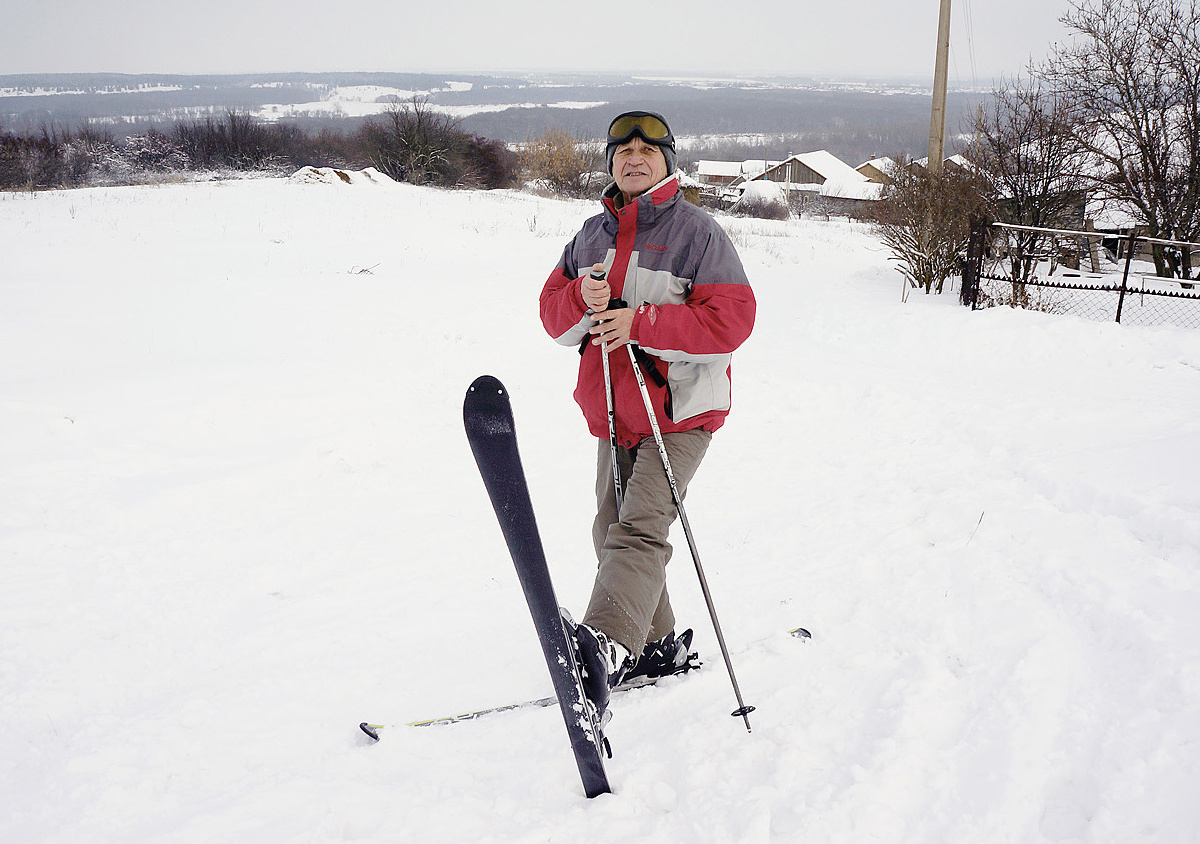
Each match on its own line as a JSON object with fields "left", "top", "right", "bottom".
{"left": 539, "top": 175, "right": 756, "bottom": 448}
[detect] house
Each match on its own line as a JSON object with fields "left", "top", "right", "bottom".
{"left": 856, "top": 156, "right": 896, "bottom": 183}
{"left": 749, "top": 150, "right": 870, "bottom": 190}
{"left": 744, "top": 150, "right": 883, "bottom": 211}
{"left": 696, "top": 150, "right": 883, "bottom": 214}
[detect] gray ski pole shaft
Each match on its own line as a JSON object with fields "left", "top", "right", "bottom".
{"left": 623, "top": 342, "right": 756, "bottom": 732}
{"left": 592, "top": 270, "right": 623, "bottom": 513}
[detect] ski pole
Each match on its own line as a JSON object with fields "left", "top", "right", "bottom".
{"left": 592, "top": 270, "right": 623, "bottom": 513}
{"left": 622, "top": 340, "right": 756, "bottom": 733}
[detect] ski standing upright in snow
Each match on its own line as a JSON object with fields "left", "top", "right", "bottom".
{"left": 462, "top": 375, "right": 611, "bottom": 799}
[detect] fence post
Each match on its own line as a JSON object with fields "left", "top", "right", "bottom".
{"left": 962, "top": 216, "right": 986, "bottom": 309}
{"left": 1115, "top": 231, "right": 1137, "bottom": 323}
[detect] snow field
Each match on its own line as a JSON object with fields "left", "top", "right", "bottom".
{"left": 2, "top": 176, "right": 1199, "bottom": 842}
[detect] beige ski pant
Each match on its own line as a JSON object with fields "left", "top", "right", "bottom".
{"left": 582, "top": 428, "right": 712, "bottom": 655}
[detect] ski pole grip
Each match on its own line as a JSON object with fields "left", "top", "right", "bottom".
{"left": 587, "top": 269, "right": 627, "bottom": 311}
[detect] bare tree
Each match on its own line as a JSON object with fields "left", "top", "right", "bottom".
{"left": 1041, "top": 0, "right": 1200, "bottom": 278}
{"left": 967, "top": 76, "right": 1093, "bottom": 284}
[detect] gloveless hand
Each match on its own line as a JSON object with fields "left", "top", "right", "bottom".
{"left": 590, "top": 307, "right": 634, "bottom": 351}
{"left": 580, "top": 263, "right": 610, "bottom": 312}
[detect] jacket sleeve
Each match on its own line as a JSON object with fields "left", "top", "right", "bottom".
{"left": 632, "top": 226, "right": 755, "bottom": 361}
{"left": 539, "top": 238, "right": 592, "bottom": 347}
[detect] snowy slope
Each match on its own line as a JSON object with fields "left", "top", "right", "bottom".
{"left": 2, "top": 177, "right": 1198, "bottom": 843}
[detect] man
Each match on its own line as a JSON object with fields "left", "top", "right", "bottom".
{"left": 538, "top": 110, "right": 755, "bottom": 720}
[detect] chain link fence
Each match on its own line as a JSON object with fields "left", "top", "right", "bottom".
{"left": 961, "top": 221, "right": 1200, "bottom": 330}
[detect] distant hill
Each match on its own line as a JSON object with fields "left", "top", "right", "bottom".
{"left": 0, "top": 71, "right": 986, "bottom": 166}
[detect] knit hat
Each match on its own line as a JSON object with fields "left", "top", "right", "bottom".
{"left": 605, "top": 110, "right": 677, "bottom": 176}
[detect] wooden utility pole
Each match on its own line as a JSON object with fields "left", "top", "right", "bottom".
{"left": 928, "top": 0, "right": 952, "bottom": 173}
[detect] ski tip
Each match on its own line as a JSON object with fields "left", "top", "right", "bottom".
{"left": 788, "top": 627, "right": 812, "bottom": 640}
{"left": 464, "top": 376, "right": 514, "bottom": 432}
{"left": 467, "top": 375, "right": 506, "bottom": 397}
{"left": 359, "top": 722, "right": 381, "bottom": 741}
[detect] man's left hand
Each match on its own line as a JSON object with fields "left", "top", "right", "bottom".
{"left": 589, "top": 307, "right": 634, "bottom": 351}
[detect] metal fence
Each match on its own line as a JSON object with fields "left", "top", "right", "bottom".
{"left": 961, "top": 221, "right": 1200, "bottom": 330}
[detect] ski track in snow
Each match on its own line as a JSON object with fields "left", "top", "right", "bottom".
{"left": 1, "top": 177, "right": 1199, "bottom": 842}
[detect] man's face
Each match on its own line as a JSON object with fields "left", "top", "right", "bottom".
{"left": 612, "top": 137, "right": 668, "bottom": 201}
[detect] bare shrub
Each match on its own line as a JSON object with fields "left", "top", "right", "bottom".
{"left": 459, "top": 135, "right": 519, "bottom": 189}
{"left": 356, "top": 97, "right": 462, "bottom": 186}
{"left": 519, "top": 128, "right": 603, "bottom": 196}
{"left": 874, "top": 160, "right": 988, "bottom": 293}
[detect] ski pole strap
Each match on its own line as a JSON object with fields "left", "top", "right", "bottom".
{"left": 630, "top": 345, "right": 667, "bottom": 388}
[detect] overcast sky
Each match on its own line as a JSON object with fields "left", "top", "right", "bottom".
{"left": 3, "top": 0, "right": 1076, "bottom": 84}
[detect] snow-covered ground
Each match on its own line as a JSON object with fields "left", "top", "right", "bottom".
{"left": 2, "top": 174, "right": 1199, "bottom": 842}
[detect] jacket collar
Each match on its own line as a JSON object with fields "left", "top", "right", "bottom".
{"left": 602, "top": 173, "right": 681, "bottom": 225}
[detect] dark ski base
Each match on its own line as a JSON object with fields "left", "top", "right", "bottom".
{"left": 462, "top": 375, "right": 611, "bottom": 798}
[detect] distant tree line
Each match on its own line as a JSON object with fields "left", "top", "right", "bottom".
{"left": 0, "top": 98, "right": 519, "bottom": 191}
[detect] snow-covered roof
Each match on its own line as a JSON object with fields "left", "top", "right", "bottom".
{"left": 697, "top": 159, "right": 780, "bottom": 180}
{"left": 820, "top": 179, "right": 885, "bottom": 201}
{"left": 747, "top": 150, "right": 868, "bottom": 187}
{"left": 740, "top": 159, "right": 777, "bottom": 177}
{"left": 910, "top": 154, "right": 974, "bottom": 172}
{"left": 858, "top": 157, "right": 894, "bottom": 171}
{"left": 790, "top": 150, "right": 866, "bottom": 183}
{"left": 696, "top": 160, "right": 744, "bottom": 178}
{"left": 1086, "top": 196, "right": 1143, "bottom": 232}
{"left": 856, "top": 157, "right": 896, "bottom": 182}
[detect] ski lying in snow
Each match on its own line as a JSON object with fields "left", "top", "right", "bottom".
{"left": 461, "top": 375, "right": 611, "bottom": 798}
{"left": 361, "top": 662, "right": 701, "bottom": 736}
{"left": 360, "top": 630, "right": 811, "bottom": 738}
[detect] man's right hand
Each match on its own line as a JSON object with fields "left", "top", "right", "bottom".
{"left": 580, "top": 263, "right": 611, "bottom": 312}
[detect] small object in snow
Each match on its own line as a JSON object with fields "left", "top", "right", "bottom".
{"left": 789, "top": 627, "right": 812, "bottom": 639}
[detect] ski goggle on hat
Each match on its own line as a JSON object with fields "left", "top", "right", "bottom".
{"left": 607, "top": 111, "right": 674, "bottom": 147}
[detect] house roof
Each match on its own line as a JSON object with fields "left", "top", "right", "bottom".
{"left": 752, "top": 150, "right": 867, "bottom": 185}
{"left": 821, "top": 179, "right": 885, "bottom": 201}
{"left": 790, "top": 150, "right": 866, "bottom": 183}
{"left": 696, "top": 160, "right": 744, "bottom": 178}
{"left": 911, "top": 154, "right": 974, "bottom": 172}
{"left": 857, "top": 157, "right": 895, "bottom": 171}
{"left": 696, "top": 159, "right": 780, "bottom": 179}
